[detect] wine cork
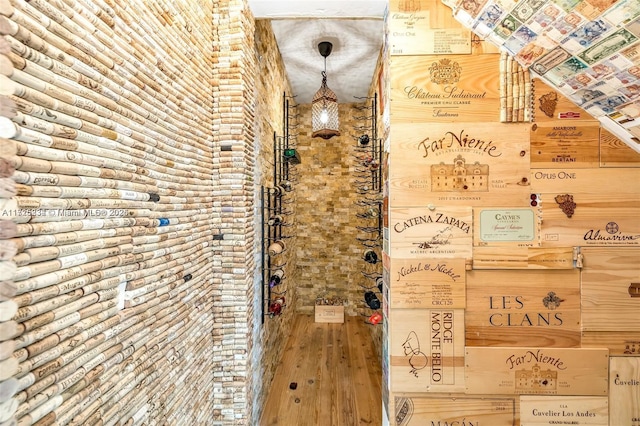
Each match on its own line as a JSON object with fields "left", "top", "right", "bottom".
{"left": 0, "top": 397, "right": 17, "bottom": 423}
{"left": 0, "top": 357, "right": 18, "bottom": 381}
{"left": 0, "top": 378, "right": 18, "bottom": 404}
{"left": 0, "top": 339, "right": 15, "bottom": 360}
{"left": 0, "top": 299, "right": 17, "bottom": 321}
{"left": 0, "top": 96, "right": 16, "bottom": 119}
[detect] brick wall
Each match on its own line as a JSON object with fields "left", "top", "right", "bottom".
{"left": 251, "top": 19, "right": 299, "bottom": 422}
{"left": 293, "top": 104, "right": 382, "bottom": 318}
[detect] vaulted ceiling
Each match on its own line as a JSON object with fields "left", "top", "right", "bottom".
{"left": 247, "top": 0, "right": 386, "bottom": 103}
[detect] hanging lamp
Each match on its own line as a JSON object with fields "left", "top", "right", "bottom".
{"left": 312, "top": 41, "right": 340, "bottom": 139}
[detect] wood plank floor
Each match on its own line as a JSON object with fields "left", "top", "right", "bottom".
{"left": 260, "top": 314, "right": 382, "bottom": 426}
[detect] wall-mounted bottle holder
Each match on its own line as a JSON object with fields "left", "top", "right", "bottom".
{"left": 264, "top": 204, "right": 293, "bottom": 213}
{"left": 352, "top": 94, "right": 384, "bottom": 321}
{"left": 357, "top": 226, "right": 382, "bottom": 234}
{"left": 356, "top": 207, "right": 379, "bottom": 219}
{"left": 357, "top": 277, "right": 384, "bottom": 292}
{"left": 261, "top": 92, "right": 300, "bottom": 322}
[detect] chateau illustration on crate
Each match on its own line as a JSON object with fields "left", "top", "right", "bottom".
{"left": 430, "top": 155, "right": 489, "bottom": 192}
{"left": 516, "top": 364, "right": 558, "bottom": 391}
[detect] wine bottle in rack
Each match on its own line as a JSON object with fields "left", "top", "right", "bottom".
{"left": 269, "top": 296, "right": 285, "bottom": 316}
{"left": 363, "top": 248, "right": 378, "bottom": 264}
{"left": 269, "top": 268, "right": 284, "bottom": 287}
{"left": 364, "top": 291, "right": 381, "bottom": 309}
{"left": 268, "top": 215, "right": 283, "bottom": 226}
{"left": 268, "top": 240, "right": 286, "bottom": 256}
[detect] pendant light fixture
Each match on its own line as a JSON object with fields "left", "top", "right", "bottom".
{"left": 312, "top": 41, "right": 340, "bottom": 139}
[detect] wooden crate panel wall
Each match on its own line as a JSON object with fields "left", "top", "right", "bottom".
{"left": 390, "top": 309, "right": 465, "bottom": 393}
{"left": 581, "top": 331, "right": 640, "bottom": 356}
{"left": 581, "top": 248, "right": 640, "bottom": 332}
{"left": 530, "top": 122, "right": 601, "bottom": 168}
{"left": 390, "top": 122, "right": 530, "bottom": 207}
{"left": 532, "top": 78, "right": 596, "bottom": 124}
{"left": 520, "top": 396, "right": 608, "bottom": 426}
{"left": 530, "top": 168, "right": 640, "bottom": 196}
{"left": 389, "top": 0, "right": 472, "bottom": 56}
{"left": 389, "top": 207, "right": 472, "bottom": 259}
{"left": 533, "top": 193, "right": 640, "bottom": 248}
{"left": 599, "top": 128, "right": 640, "bottom": 168}
{"left": 473, "top": 207, "right": 540, "bottom": 248}
{"left": 390, "top": 258, "right": 466, "bottom": 309}
{"left": 609, "top": 357, "right": 640, "bottom": 426}
{"left": 390, "top": 54, "right": 501, "bottom": 123}
{"left": 466, "top": 270, "right": 581, "bottom": 347}
{"left": 472, "top": 246, "right": 575, "bottom": 269}
{"left": 389, "top": 0, "right": 464, "bottom": 36}
{"left": 394, "top": 395, "right": 518, "bottom": 426}
{"left": 465, "top": 347, "right": 609, "bottom": 396}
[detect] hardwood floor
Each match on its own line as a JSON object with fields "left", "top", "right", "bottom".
{"left": 260, "top": 314, "right": 383, "bottom": 426}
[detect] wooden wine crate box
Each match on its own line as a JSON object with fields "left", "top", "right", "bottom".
{"left": 473, "top": 246, "right": 575, "bottom": 269}
{"left": 520, "top": 396, "right": 608, "bottom": 425}
{"left": 537, "top": 195, "right": 640, "bottom": 248}
{"left": 314, "top": 305, "right": 344, "bottom": 323}
{"left": 531, "top": 78, "right": 596, "bottom": 124}
{"left": 600, "top": 128, "right": 640, "bottom": 167}
{"left": 390, "top": 309, "right": 465, "bottom": 393}
{"left": 530, "top": 122, "right": 601, "bottom": 169}
{"left": 582, "top": 331, "right": 640, "bottom": 355}
{"left": 393, "top": 395, "right": 518, "bottom": 426}
{"left": 389, "top": 258, "right": 466, "bottom": 309}
{"left": 390, "top": 55, "right": 501, "bottom": 124}
{"left": 581, "top": 248, "right": 640, "bottom": 332}
{"left": 530, "top": 168, "right": 640, "bottom": 196}
{"left": 465, "top": 347, "right": 609, "bottom": 396}
{"left": 471, "top": 208, "right": 577, "bottom": 270}
{"left": 389, "top": 207, "right": 473, "bottom": 259}
{"left": 609, "top": 357, "right": 640, "bottom": 426}
{"left": 390, "top": 122, "right": 531, "bottom": 208}
{"left": 466, "top": 269, "right": 581, "bottom": 347}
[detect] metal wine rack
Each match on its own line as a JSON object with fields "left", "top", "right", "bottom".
{"left": 261, "top": 93, "right": 299, "bottom": 321}
{"left": 352, "top": 94, "right": 383, "bottom": 318}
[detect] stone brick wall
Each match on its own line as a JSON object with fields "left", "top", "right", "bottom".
{"left": 293, "top": 104, "right": 382, "bottom": 318}
{"left": 251, "top": 19, "right": 299, "bottom": 422}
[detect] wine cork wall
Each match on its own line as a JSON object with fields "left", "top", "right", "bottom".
{"left": 211, "top": 1, "right": 261, "bottom": 424}
{"left": 0, "top": 0, "right": 265, "bottom": 424}
{"left": 384, "top": 0, "right": 640, "bottom": 424}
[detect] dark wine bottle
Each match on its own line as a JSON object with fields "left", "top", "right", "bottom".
{"left": 363, "top": 249, "right": 378, "bottom": 264}
{"left": 269, "top": 268, "right": 284, "bottom": 287}
{"left": 364, "top": 291, "right": 380, "bottom": 309}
